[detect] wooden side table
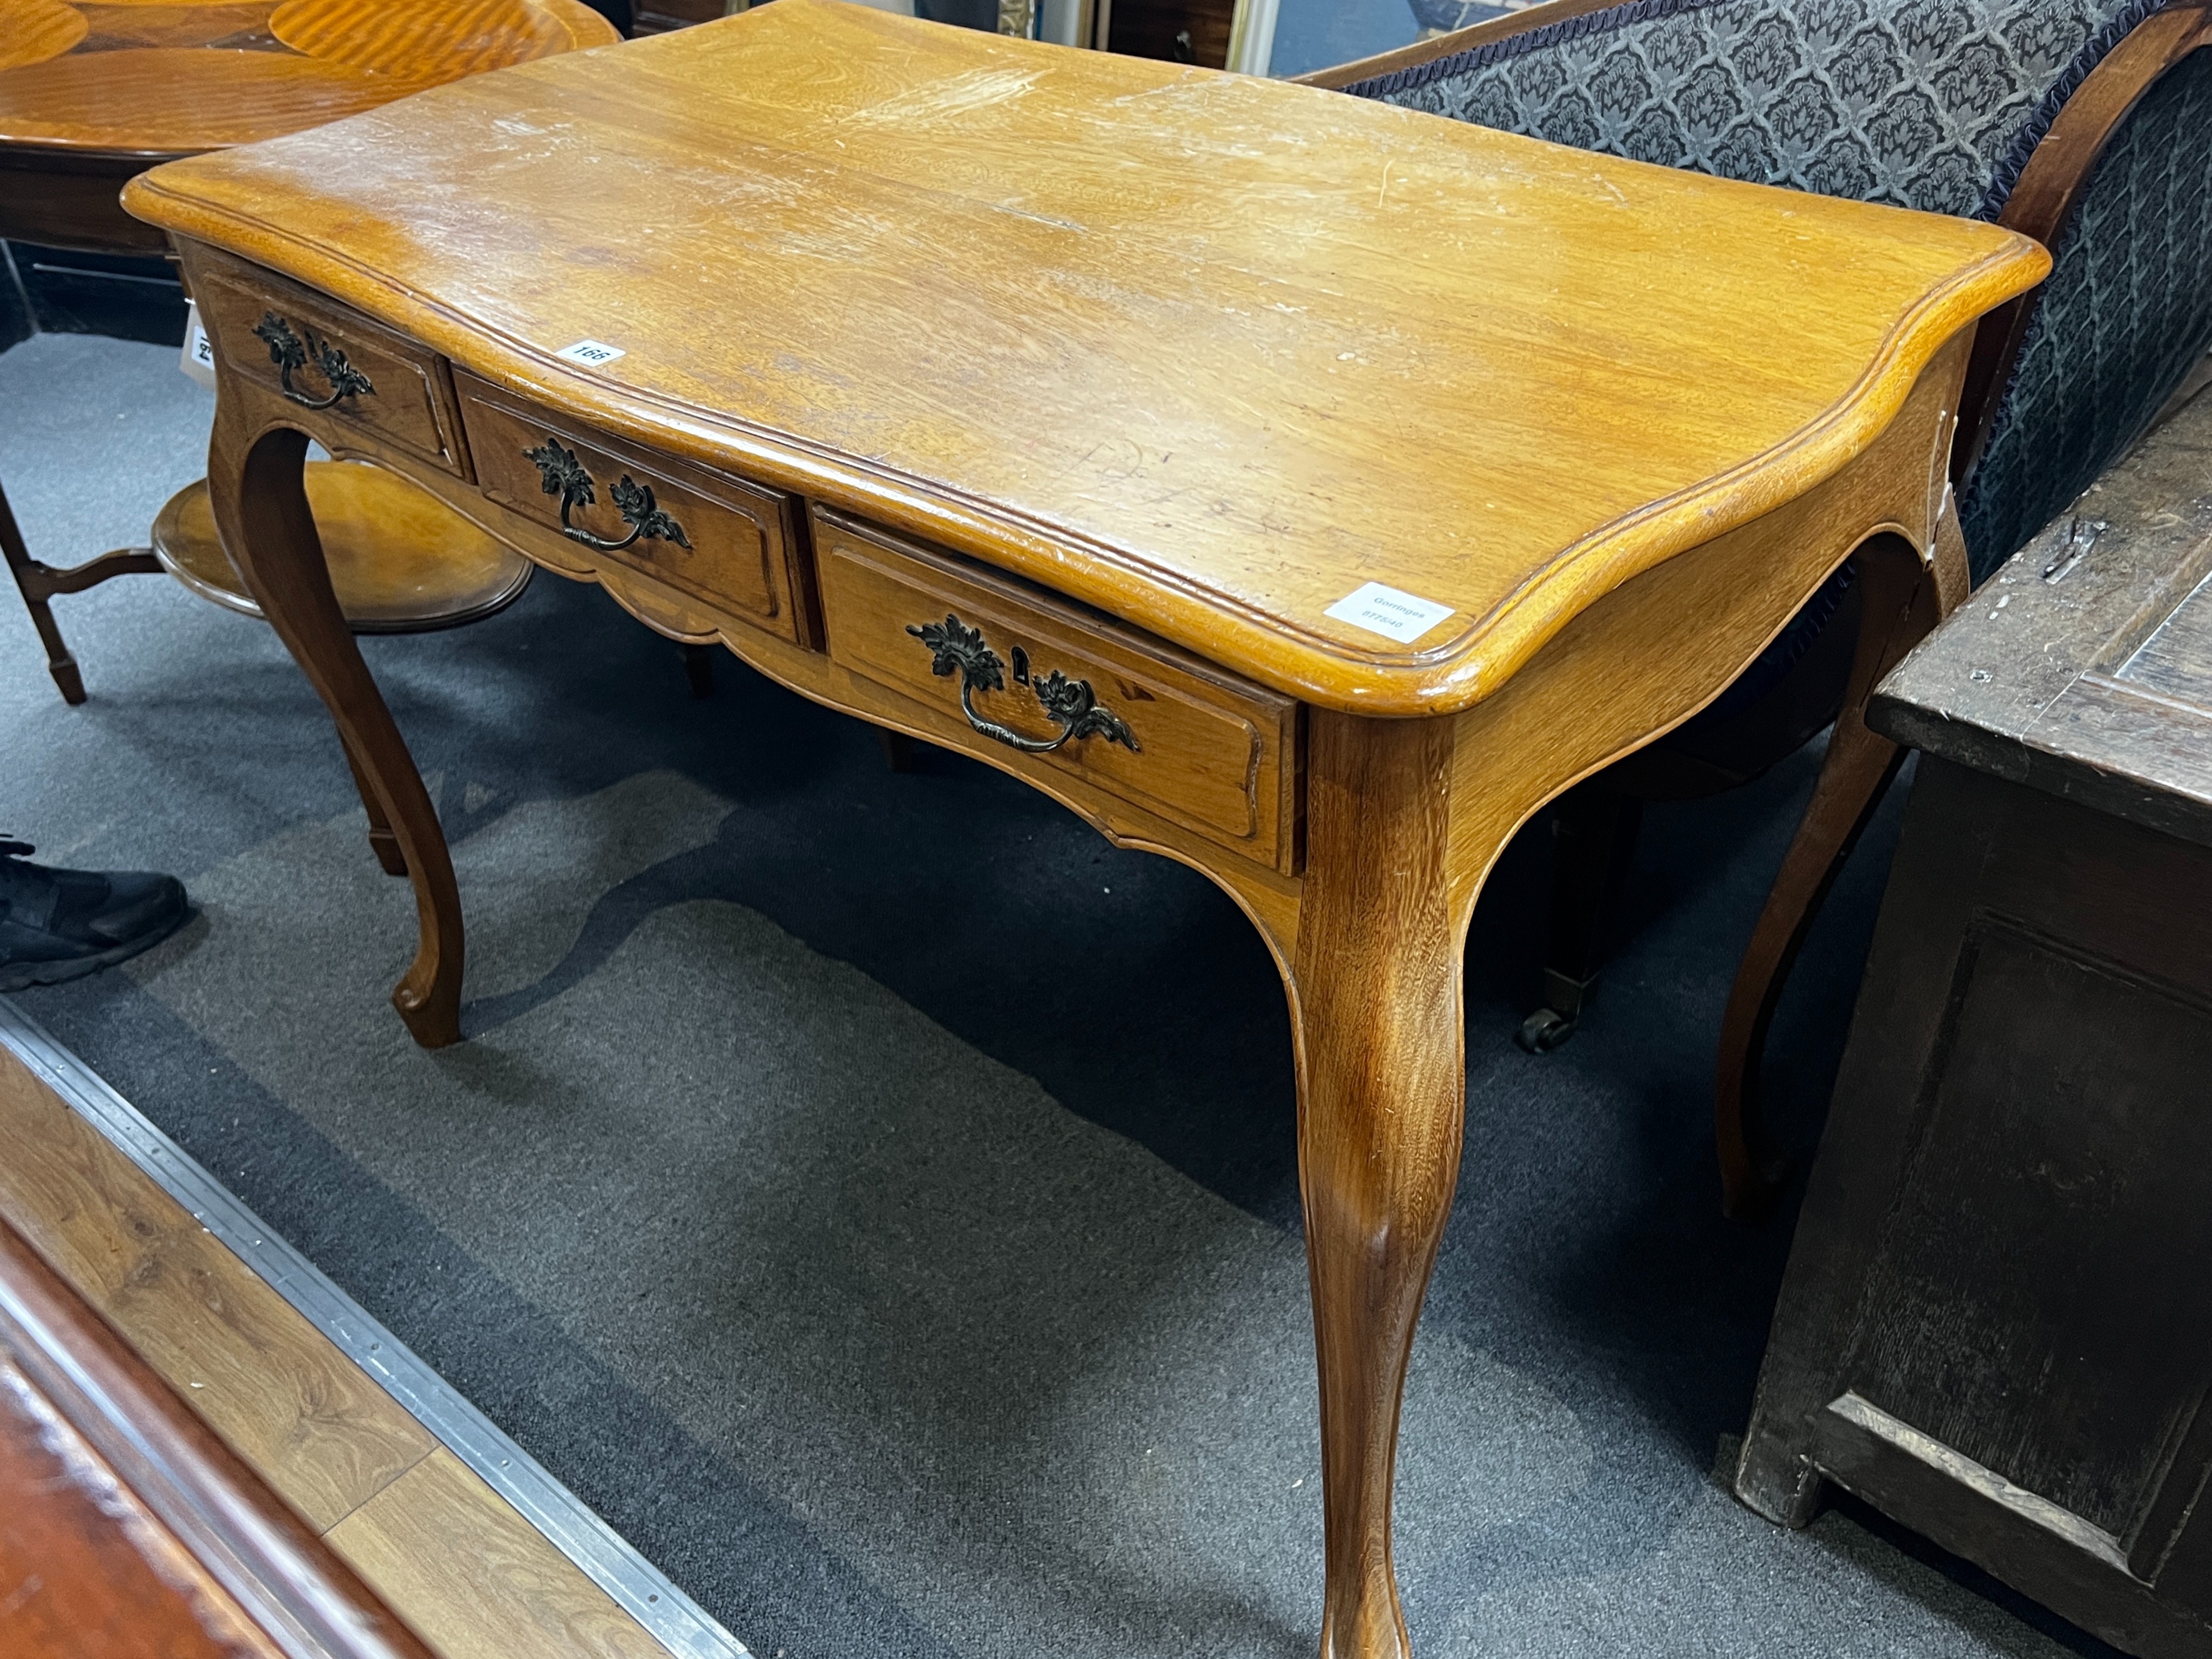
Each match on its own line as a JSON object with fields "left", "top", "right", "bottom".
{"left": 0, "top": 0, "right": 617, "bottom": 700}
{"left": 1735, "top": 389, "right": 2212, "bottom": 1657}
{"left": 123, "top": 7, "right": 2048, "bottom": 1652}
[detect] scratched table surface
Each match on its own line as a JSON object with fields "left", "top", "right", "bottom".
{"left": 0, "top": 0, "right": 615, "bottom": 155}
{"left": 125, "top": 0, "right": 2035, "bottom": 712}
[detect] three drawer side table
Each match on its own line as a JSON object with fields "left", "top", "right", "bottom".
{"left": 122, "top": 6, "right": 2049, "bottom": 1653}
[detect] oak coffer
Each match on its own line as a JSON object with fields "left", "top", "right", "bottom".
{"left": 1734, "top": 385, "right": 2212, "bottom": 1659}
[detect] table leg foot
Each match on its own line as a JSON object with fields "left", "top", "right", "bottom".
{"left": 1294, "top": 711, "right": 1467, "bottom": 1659}
{"left": 1714, "top": 530, "right": 1942, "bottom": 1219}
{"left": 208, "top": 421, "right": 463, "bottom": 1050}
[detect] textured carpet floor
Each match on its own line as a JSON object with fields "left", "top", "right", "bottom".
{"left": 1, "top": 331, "right": 2123, "bottom": 1658}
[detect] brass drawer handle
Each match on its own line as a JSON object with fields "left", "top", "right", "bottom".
{"left": 907, "top": 613, "right": 1140, "bottom": 754}
{"left": 253, "top": 312, "right": 375, "bottom": 409}
{"left": 523, "top": 437, "right": 691, "bottom": 553}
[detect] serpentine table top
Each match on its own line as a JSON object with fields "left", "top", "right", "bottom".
{"left": 120, "top": 4, "right": 2048, "bottom": 1653}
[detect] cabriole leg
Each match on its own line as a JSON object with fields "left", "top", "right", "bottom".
{"left": 1294, "top": 710, "right": 1466, "bottom": 1659}
{"left": 207, "top": 419, "right": 463, "bottom": 1047}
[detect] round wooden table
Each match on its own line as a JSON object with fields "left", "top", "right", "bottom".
{"left": 0, "top": 0, "right": 619, "bottom": 696}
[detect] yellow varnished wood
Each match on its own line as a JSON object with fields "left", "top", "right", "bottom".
{"left": 0, "top": 0, "right": 614, "bottom": 157}
{"left": 325, "top": 1449, "right": 679, "bottom": 1659}
{"left": 73, "top": 4, "right": 276, "bottom": 51}
{"left": 269, "top": 0, "right": 608, "bottom": 82}
{"left": 0, "top": 0, "right": 87, "bottom": 75}
{"left": 0, "top": 48, "right": 405, "bottom": 152}
{"left": 817, "top": 507, "right": 1304, "bottom": 873}
{"left": 457, "top": 367, "right": 810, "bottom": 644}
{"left": 0, "top": 1042, "right": 689, "bottom": 1658}
{"left": 192, "top": 258, "right": 474, "bottom": 474}
{"left": 127, "top": 0, "right": 2043, "bottom": 714}
{"left": 0, "top": 1044, "right": 437, "bottom": 1533}
{"left": 153, "top": 461, "right": 532, "bottom": 631}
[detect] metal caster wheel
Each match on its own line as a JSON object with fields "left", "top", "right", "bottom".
{"left": 1515, "top": 1006, "right": 1577, "bottom": 1054}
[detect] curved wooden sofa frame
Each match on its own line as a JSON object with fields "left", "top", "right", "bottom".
{"left": 1305, "top": 0, "right": 2212, "bottom": 1216}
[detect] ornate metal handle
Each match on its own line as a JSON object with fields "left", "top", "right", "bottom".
{"left": 907, "top": 614, "right": 1140, "bottom": 754}
{"left": 252, "top": 313, "right": 375, "bottom": 409}
{"left": 523, "top": 437, "right": 691, "bottom": 553}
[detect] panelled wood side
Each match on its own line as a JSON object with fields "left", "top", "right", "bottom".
{"left": 1737, "top": 758, "right": 2212, "bottom": 1659}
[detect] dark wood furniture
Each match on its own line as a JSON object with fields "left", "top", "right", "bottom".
{"left": 117, "top": 7, "right": 2047, "bottom": 1651}
{"left": 0, "top": 1210, "right": 438, "bottom": 1659}
{"left": 1733, "top": 385, "right": 2212, "bottom": 1658}
{"left": 0, "top": 0, "right": 617, "bottom": 703}
{"left": 1096, "top": 0, "right": 1235, "bottom": 66}
{"left": 1307, "top": 0, "right": 2212, "bottom": 1215}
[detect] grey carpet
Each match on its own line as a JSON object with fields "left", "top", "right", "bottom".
{"left": 1, "top": 331, "right": 2123, "bottom": 1658}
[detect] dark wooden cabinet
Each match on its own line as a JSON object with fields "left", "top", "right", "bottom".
{"left": 1101, "top": 0, "right": 1235, "bottom": 68}
{"left": 1735, "top": 388, "right": 2212, "bottom": 1658}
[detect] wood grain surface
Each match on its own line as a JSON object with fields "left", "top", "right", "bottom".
{"left": 0, "top": 1039, "right": 691, "bottom": 1659}
{"left": 147, "top": 12, "right": 2053, "bottom": 1650}
{"left": 1873, "top": 378, "right": 2212, "bottom": 847}
{"left": 0, "top": 1216, "right": 441, "bottom": 1659}
{"left": 0, "top": 1044, "right": 438, "bottom": 1533}
{"left": 0, "top": 1354, "right": 288, "bottom": 1659}
{"left": 326, "top": 1449, "right": 679, "bottom": 1659}
{"left": 152, "top": 460, "right": 532, "bottom": 631}
{"left": 0, "top": 0, "right": 616, "bottom": 156}
{"left": 125, "top": 0, "right": 2046, "bottom": 715}
{"left": 0, "top": 0, "right": 88, "bottom": 76}
{"left": 815, "top": 507, "right": 1305, "bottom": 872}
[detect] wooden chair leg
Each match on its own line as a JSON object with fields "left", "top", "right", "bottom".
{"left": 208, "top": 420, "right": 463, "bottom": 1049}
{"left": 1, "top": 477, "right": 160, "bottom": 706}
{"left": 1517, "top": 783, "right": 1643, "bottom": 1052}
{"left": 876, "top": 727, "right": 917, "bottom": 772}
{"left": 682, "top": 640, "right": 716, "bottom": 699}
{"left": 1294, "top": 712, "right": 1465, "bottom": 1659}
{"left": 1714, "top": 532, "right": 1944, "bottom": 1218}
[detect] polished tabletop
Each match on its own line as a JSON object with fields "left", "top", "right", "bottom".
{"left": 125, "top": 0, "right": 2041, "bottom": 713}
{"left": 0, "top": 0, "right": 616, "bottom": 155}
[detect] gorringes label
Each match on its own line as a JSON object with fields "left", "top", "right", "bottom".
{"left": 1324, "top": 582, "right": 1455, "bottom": 645}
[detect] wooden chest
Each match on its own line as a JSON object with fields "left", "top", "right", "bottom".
{"left": 1733, "top": 387, "right": 2212, "bottom": 1658}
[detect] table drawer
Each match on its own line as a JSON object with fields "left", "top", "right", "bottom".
{"left": 456, "top": 373, "right": 812, "bottom": 645}
{"left": 815, "top": 509, "right": 1300, "bottom": 873}
{"left": 193, "top": 267, "right": 469, "bottom": 477}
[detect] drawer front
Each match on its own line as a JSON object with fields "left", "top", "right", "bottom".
{"left": 194, "top": 268, "right": 469, "bottom": 477}
{"left": 816, "top": 510, "right": 1300, "bottom": 873}
{"left": 456, "top": 373, "right": 810, "bottom": 645}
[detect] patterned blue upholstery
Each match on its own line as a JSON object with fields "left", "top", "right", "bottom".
{"left": 1339, "top": 0, "right": 2212, "bottom": 700}
{"left": 1345, "top": 0, "right": 2163, "bottom": 222}
{"left": 1959, "top": 45, "right": 2212, "bottom": 570}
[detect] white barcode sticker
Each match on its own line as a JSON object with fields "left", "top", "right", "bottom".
{"left": 1324, "top": 582, "right": 1455, "bottom": 645}
{"left": 555, "top": 338, "right": 626, "bottom": 367}
{"left": 179, "top": 301, "right": 216, "bottom": 389}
